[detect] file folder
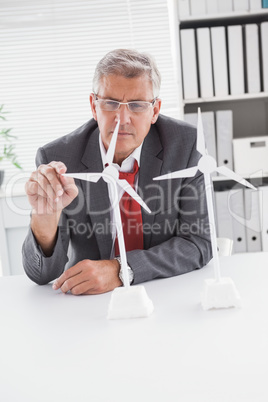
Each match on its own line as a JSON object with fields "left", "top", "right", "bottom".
{"left": 245, "top": 24, "right": 261, "bottom": 94}
{"left": 229, "top": 189, "right": 247, "bottom": 253}
{"left": 178, "top": 0, "right": 190, "bottom": 18}
{"left": 227, "top": 25, "right": 245, "bottom": 95}
{"left": 259, "top": 186, "right": 268, "bottom": 251}
{"left": 184, "top": 111, "right": 217, "bottom": 163}
{"left": 180, "top": 29, "right": 199, "bottom": 100}
{"left": 233, "top": 0, "right": 249, "bottom": 10}
{"left": 218, "top": 0, "right": 233, "bottom": 12}
{"left": 249, "top": 0, "right": 262, "bottom": 9}
{"left": 261, "top": 22, "right": 268, "bottom": 92}
{"left": 211, "top": 26, "right": 229, "bottom": 97}
{"left": 215, "top": 191, "right": 234, "bottom": 241}
{"left": 216, "top": 110, "right": 233, "bottom": 171}
{"left": 244, "top": 188, "right": 262, "bottom": 252}
{"left": 184, "top": 112, "right": 197, "bottom": 127}
{"left": 215, "top": 189, "right": 248, "bottom": 253}
{"left": 206, "top": 0, "right": 218, "bottom": 13}
{"left": 189, "top": 0, "right": 206, "bottom": 15}
{"left": 196, "top": 28, "right": 214, "bottom": 98}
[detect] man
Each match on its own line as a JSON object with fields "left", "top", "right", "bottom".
{"left": 23, "top": 49, "right": 212, "bottom": 295}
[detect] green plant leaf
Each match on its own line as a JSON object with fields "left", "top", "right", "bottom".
{"left": 0, "top": 105, "right": 22, "bottom": 170}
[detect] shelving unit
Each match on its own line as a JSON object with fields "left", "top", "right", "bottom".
{"left": 180, "top": 9, "right": 268, "bottom": 26}
{"left": 178, "top": 7, "right": 268, "bottom": 155}
{"left": 176, "top": 2, "right": 268, "bottom": 253}
{"left": 184, "top": 91, "right": 268, "bottom": 105}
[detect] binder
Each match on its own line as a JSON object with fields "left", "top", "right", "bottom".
{"left": 180, "top": 29, "right": 199, "bottom": 100}
{"left": 184, "top": 111, "right": 217, "bottom": 162}
{"left": 227, "top": 25, "right": 245, "bottom": 95}
{"left": 218, "top": 0, "right": 233, "bottom": 13}
{"left": 211, "top": 26, "right": 229, "bottom": 97}
{"left": 233, "top": 0, "right": 249, "bottom": 10}
{"left": 261, "top": 22, "right": 268, "bottom": 92}
{"left": 249, "top": 0, "right": 262, "bottom": 9}
{"left": 189, "top": 0, "right": 206, "bottom": 15}
{"left": 245, "top": 24, "right": 261, "bottom": 94}
{"left": 259, "top": 186, "right": 268, "bottom": 251}
{"left": 206, "top": 0, "right": 218, "bottom": 13}
{"left": 202, "top": 111, "right": 217, "bottom": 162}
{"left": 216, "top": 110, "right": 233, "bottom": 170}
{"left": 184, "top": 112, "right": 197, "bottom": 127}
{"left": 215, "top": 189, "right": 248, "bottom": 253}
{"left": 196, "top": 28, "right": 214, "bottom": 98}
{"left": 244, "top": 188, "right": 262, "bottom": 252}
{"left": 229, "top": 189, "right": 247, "bottom": 253}
{"left": 178, "top": 0, "right": 190, "bottom": 18}
{"left": 215, "top": 191, "right": 234, "bottom": 241}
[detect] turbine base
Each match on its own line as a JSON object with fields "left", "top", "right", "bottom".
{"left": 107, "top": 286, "right": 154, "bottom": 319}
{"left": 201, "top": 277, "right": 241, "bottom": 310}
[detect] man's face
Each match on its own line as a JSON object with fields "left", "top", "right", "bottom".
{"left": 90, "top": 74, "right": 161, "bottom": 165}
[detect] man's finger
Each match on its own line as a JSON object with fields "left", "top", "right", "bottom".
{"left": 27, "top": 171, "right": 55, "bottom": 202}
{"left": 38, "top": 164, "right": 64, "bottom": 200}
{"left": 52, "top": 264, "right": 83, "bottom": 290}
{"left": 69, "top": 281, "right": 96, "bottom": 295}
{"left": 48, "top": 161, "right": 67, "bottom": 175}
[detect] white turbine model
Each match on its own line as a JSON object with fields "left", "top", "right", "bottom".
{"left": 63, "top": 120, "right": 154, "bottom": 319}
{"left": 154, "top": 108, "right": 256, "bottom": 310}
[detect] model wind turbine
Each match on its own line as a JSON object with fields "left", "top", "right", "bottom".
{"left": 63, "top": 120, "right": 154, "bottom": 319}
{"left": 154, "top": 108, "right": 256, "bottom": 310}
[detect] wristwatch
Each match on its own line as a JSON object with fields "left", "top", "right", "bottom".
{"left": 114, "top": 257, "right": 134, "bottom": 286}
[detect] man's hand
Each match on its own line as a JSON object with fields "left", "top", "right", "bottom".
{"left": 25, "top": 161, "right": 78, "bottom": 215}
{"left": 52, "top": 259, "right": 122, "bottom": 295}
{"left": 25, "top": 161, "right": 79, "bottom": 256}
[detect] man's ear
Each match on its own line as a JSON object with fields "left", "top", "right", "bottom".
{"left": 89, "top": 93, "right": 98, "bottom": 121}
{"left": 151, "top": 98, "right": 161, "bottom": 124}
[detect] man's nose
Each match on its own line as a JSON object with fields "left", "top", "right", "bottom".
{"left": 115, "top": 104, "right": 131, "bottom": 125}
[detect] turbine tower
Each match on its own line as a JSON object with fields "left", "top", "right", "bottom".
{"left": 64, "top": 121, "right": 154, "bottom": 318}
{"left": 154, "top": 108, "right": 255, "bottom": 309}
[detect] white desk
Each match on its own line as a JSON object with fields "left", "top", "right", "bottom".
{"left": 0, "top": 253, "right": 268, "bottom": 402}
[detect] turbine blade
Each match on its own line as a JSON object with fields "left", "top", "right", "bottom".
{"left": 106, "top": 120, "right": 120, "bottom": 165}
{"left": 216, "top": 166, "right": 256, "bottom": 190}
{"left": 62, "top": 172, "right": 101, "bottom": 183}
{"left": 117, "top": 179, "right": 151, "bottom": 213}
{"left": 196, "top": 108, "right": 206, "bottom": 156}
{"left": 153, "top": 166, "right": 198, "bottom": 181}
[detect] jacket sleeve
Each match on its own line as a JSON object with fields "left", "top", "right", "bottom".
{"left": 22, "top": 147, "right": 70, "bottom": 285}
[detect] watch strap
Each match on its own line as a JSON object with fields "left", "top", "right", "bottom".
{"left": 114, "top": 257, "right": 134, "bottom": 285}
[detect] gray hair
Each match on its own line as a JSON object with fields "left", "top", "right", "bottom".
{"left": 92, "top": 49, "right": 161, "bottom": 98}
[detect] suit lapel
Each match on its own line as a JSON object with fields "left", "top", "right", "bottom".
{"left": 139, "top": 124, "right": 163, "bottom": 249}
{"left": 80, "top": 127, "right": 113, "bottom": 259}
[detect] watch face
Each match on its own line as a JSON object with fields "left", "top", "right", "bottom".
{"left": 128, "top": 268, "right": 134, "bottom": 283}
{"left": 120, "top": 267, "right": 133, "bottom": 285}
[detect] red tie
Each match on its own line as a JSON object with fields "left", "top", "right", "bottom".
{"left": 114, "top": 160, "right": 144, "bottom": 256}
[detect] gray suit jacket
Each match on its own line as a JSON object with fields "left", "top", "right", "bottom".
{"left": 22, "top": 114, "right": 212, "bottom": 285}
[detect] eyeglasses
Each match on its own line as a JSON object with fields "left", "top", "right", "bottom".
{"left": 94, "top": 94, "right": 157, "bottom": 113}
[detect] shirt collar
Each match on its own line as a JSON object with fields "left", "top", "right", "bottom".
{"left": 99, "top": 133, "right": 143, "bottom": 173}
